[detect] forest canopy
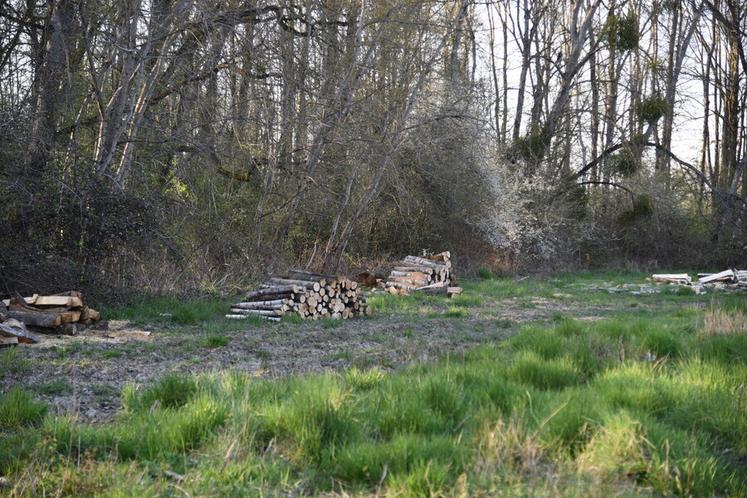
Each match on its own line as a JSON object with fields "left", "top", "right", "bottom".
{"left": 0, "top": 0, "right": 745, "bottom": 299}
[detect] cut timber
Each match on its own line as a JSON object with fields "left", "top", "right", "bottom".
{"left": 429, "top": 251, "right": 450, "bottom": 262}
{"left": 232, "top": 299, "right": 287, "bottom": 309}
{"left": 447, "top": 287, "right": 463, "bottom": 297}
{"left": 403, "top": 256, "right": 449, "bottom": 269}
{"left": 698, "top": 269, "right": 737, "bottom": 284}
{"left": 652, "top": 274, "right": 692, "bottom": 285}
{"left": 231, "top": 269, "right": 371, "bottom": 322}
{"left": 389, "top": 270, "right": 431, "bottom": 281}
{"left": 0, "top": 337, "right": 18, "bottom": 347}
{"left": 0, "top": 321, "right": 42, "bottom": 343}
{"left": 225, "top": 314, "right": 281, "bottom": 322}
{"left": 80, "top": 307, "right": 101, "bottom": 322}
{"left": 245, "top": 286, "right": 301, "bottom": 299}
{"left": 1, "top": 295, "right": 83, "bottom": 308}
{"left": 416, "top": 283, "right": 452, "bottom": 295}
{"left": 7, "top": 310, "right": 62, "bottom": 328}
{"left": 268, "top": 278, "right": 321, "bottom": 291}
{"left": 230, "top": 309, "right": 283, "bottom": 317}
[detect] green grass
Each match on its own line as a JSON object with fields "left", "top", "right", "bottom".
{"left": 0, "top": 348, "right": 30, "bottom": 378}
{"left": 103, "top": 296, "right": 239, "bottom": 325}
{"left": 33, "top": 380, "right": 73, "bottom": 396}
{"left": 2, "top": 300, "right": 746, "bottom": 496}
{"left": 0, "top": 388, "right": 47, "bottom": 429}
{"left": 201, "top": 334, "right": 230, "bottom": 348}
{"left": 2, "top": 274, "right": 746, "bottom": 496}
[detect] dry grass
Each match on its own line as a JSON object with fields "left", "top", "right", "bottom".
{"left": 701, "top": 307, "right": 747, "bottom": 337}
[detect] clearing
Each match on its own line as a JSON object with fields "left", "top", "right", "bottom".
{"left": 1, "top": 271, "right": 746, "bottom": 497}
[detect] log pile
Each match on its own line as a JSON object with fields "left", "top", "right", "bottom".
{"left": 385, "top": 252, "right": 462, "bottom": 297}
{"left": 650, "top": 269, "right": 747, "bottom": 291}
{"left": 226, "top": 270, "right": 372, "bottom": 321}
{"left": 0, "top": 291, "right": 102, "bottom": 342}
{"left": 697, "top": 269, "right": 746, "bottom": 285}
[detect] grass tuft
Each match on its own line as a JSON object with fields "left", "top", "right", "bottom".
{"left": 0, "top": 388, "right": 47, "bottom": 429}
{"left": 0, "top": 348, "right": 30, "bottom": 379}
{"left": 702, "top": 306, "right": 747, "bottom": 337}
{"left": 201, "top": 334, "right": 230, "bottom": 348}
{"left": 122, "top": 374, "right": 197, "bottom": 412}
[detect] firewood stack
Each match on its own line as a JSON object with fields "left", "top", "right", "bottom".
{"left": 385, "top": 252, "right": 462, "bottom": 296}
{"left": 1, "top": 291, "right": 102, "bottom": 341}
{"left": 226, "top": 269, "right": 372, "bottom": 322}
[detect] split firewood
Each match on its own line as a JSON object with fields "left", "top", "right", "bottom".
{"left": 2, "top": 290, "right": 101, "bottom": 336}
{"left": 698, "top": 269, "right": 737, "bottom": 284}
{"left": 0, "top": 337, "right": 19, "bottom": 347}
{"left": 0, "top": 319, "right": 42, "bottom": 344}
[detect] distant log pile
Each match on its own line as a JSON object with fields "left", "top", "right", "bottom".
{"left": 227, "top": 270, "right": 372, "bottom": 321}
{"left": 652, "top": 269, "right": 747, "bottom": 291}
{"left": 0, "top": 291, "right": 102, "bottom": 345}
{"left": 385, "top": 252, "right": 462, "bottom": 297}
{"left": 696, "top": 269, "right": 747, "bottom": 285}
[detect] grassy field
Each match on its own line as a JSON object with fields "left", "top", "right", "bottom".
{"left": 1, "top": 272, "right": 746, "bottom": 496}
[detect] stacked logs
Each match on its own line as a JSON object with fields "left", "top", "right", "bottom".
{"left": 1, "top": 291, "right": 102, "bottom": 338}
{"left": 385, "top": 252, "right": 462, "bottom": 296}
{"left": 226, "top": 270, "right": 372, "bottom": 322}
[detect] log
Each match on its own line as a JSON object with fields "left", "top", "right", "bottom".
{"left": 232, "top": 299, "right": 287, "bottom": 309}
{"left": 245, "top": 285, "right": 301, "bottom": 300}
{"left": 447, "top": 287, "right": 463, "bottom": 297}
{"left": 7, "top": 310, "right": 62, "bottom": 328}
{"left": 59, "top": 311, "right": 81, "bottom": 324}
{"left": 225, "top": 314, "right": 281, "bottom": 322}
{"left": 652, "top": 274, "right": 692, "bottom": 285}
{"left": 698, "top": 269, "right": 737, "bottom": 284}
{"left": 404, "top": 255, "right": 451, "bottom": 269}
{"left": 230, "top": 308, "right": 283, "bottom": 316}
{"left": 0, "top": 337, "right": 18, "bottom": 347}
{"left": 80, "top": 307, "right": 101, "bottom": 322}
{"left": 393, "top": 266, "right": 437, "bottom": 273}
{"left": 1, "top": 295, "right": 84, "bottom": 308}
{"left": 389, "top": 270, "right": 431, "bottom": 281}
{"left": 386, "top": 282, "right": 417, "bottom": 291}
{"left": 0, "top": 320, "right": 42, "bottom": 343}
{"left": 268, "top": 278, "right": 321, "bottom": 291}
{"left": 417, "top": 284, "right": 448, "bottom": 295}
{"left": 428, "top": 251, "right": 451, "bottom": 262}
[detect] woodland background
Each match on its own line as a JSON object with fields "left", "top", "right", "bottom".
{"left": 0, "top": 0, "right": 745, "bottom": 300}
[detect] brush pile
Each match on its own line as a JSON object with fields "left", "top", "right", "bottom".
{"left": 385, "top": 252, "right": 462, "bottom": 297}
{"left": 0, "top": 291, "right": 102, "bottom": 344}
{"left": 227, "top": 270, "right": 372, "bottom": 321}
